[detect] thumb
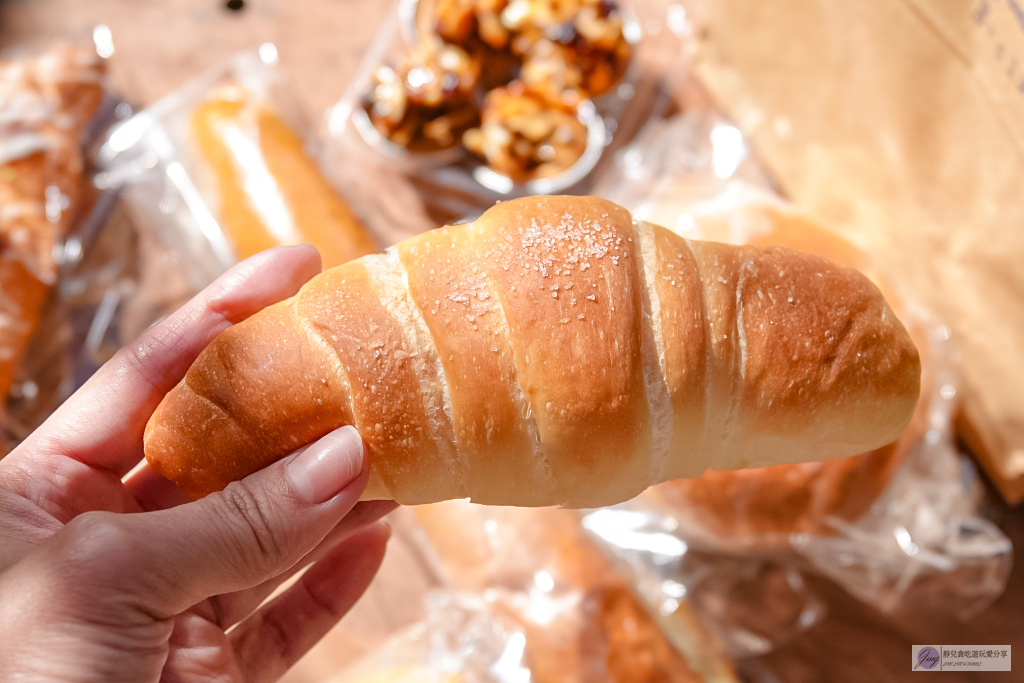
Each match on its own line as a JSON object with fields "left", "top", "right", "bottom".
{"left": 140, "top": 425, "right": 368, "bottom": 615}
{"left": 47, "top": 425, "right": 370, "bottom": 620}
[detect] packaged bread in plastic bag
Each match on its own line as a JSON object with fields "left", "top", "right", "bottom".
{"left": 582, "top": 110, "right": 1012, "bottom": 657}
{"left": 327, "top": 591, "right": 529, "bottom": 683}
{"left": 400, "top": 501, "right": 737, "bottom": 683}
{"left": 97, "top": 45, "right": 378, "bottom": 293}
{"left": 0, "top": 37, "right": 119, "bottom": 447}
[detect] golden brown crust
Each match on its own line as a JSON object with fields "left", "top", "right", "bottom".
{"left": 646, "top": 226, "right": 708, "bottom": 478}
{"left": 474, "top": 196, "right": 651, "bottom": 506}
{"left": 646, "top": 207, "right": 930, "bottom": 541}
{"left": 735, "top": 246, "right": 918, "bottom": 459}
{"left": 144, "top": 196, "right": 921, "bottom": 507}
{"left": 145, "top": 297, "right": 354, "bottom": 499}
{"left": 648, "top": 337, "right": 932, "bottom": 541}
{"left": 145, "top": 381, "right": 261, "bottom": 497}
{"left": 297, "top": 260, "right": 461, "bottom": 504}
{"left": 397, "top": 225, "right": 553, "bottom": 505}
{"left": 685, "top": 241, "right": 745, "bottom": 469}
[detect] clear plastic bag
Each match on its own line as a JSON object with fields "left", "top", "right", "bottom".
{"left": 582, "top": 318, "right": 1011, "bottom": 658}
{"left": 96, "top": 44, "right": 377, "bottom": 295}
{"left": 402, "top": 502, "right": 737, "bottom": 683}
{"left": 0, "top": 35, "right": 126, "bottom": 446}
{"left": 581, "top": 109, "right": 1013, "bottom": 658}
{"left": 320, "top": 0, "right": 696, "bottom": 247}
{"left": 330, "top": 591, "right": 531, "bottom": 683}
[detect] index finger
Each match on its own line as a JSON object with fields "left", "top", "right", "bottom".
{"left": 11, "top": 244, "right": 322, "bottom": 477}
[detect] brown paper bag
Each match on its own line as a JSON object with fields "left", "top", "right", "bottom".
{"left": 690, "top": 0, "right": 1024, "bottom": 502}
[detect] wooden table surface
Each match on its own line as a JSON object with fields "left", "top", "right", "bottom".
{"left": 1, "top": 1, "right": 1021, "bottom": 681}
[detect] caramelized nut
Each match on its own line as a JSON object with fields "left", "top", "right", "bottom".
{"left": 463, "top": 81, "right": 587, "bottom": 181}
{"left": 365, "top": 36, "right": 481, "bottom": 151}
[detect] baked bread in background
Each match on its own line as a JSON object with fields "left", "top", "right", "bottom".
{"left": 144, "top": 195, "right": 921, "bottom": 506}
{"left": 191, "top": 83, "right": 377, "bottom": 269}
{"left": 411, "top": 501, "right": 736, "bottom": 683}
{"left": 0, "top": 258, "right": 48, "bottom": 402}
{"left": 0, "top": 44, "right": 105, "bottom": 424}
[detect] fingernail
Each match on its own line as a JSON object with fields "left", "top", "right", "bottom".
{"left": 286, "top": 426, "right": 364, "bottom": 503}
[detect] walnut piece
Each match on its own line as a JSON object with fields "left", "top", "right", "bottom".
{"left": 463, "top": 80, "right": 587, "bottom": 181}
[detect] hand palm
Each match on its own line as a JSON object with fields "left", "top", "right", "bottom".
{"left": 0, "top": 458, "right": 244, "bottom": 681}
{"left": 0, "top": 247, "right": 392, "bottom": 682}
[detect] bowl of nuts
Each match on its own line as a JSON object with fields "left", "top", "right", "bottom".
{"left": 356, "top": 0, "right": 634, "bottom": 190}
{"left": 357, "top": 34, "right": 479, "bottom": 167}
{"left": 466, "top": 82, "right": 605, "bottom": 194}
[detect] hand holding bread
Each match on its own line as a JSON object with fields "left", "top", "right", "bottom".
{"left": 144, "top": 195, "right": 920, "bottom": 507}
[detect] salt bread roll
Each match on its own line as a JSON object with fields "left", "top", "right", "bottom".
{"left": 144, "top": 196, "right": 921, "bottom": 507}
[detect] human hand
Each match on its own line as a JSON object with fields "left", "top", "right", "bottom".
{"left": 0, "top": 245, "right": 396, "bottom": 682}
